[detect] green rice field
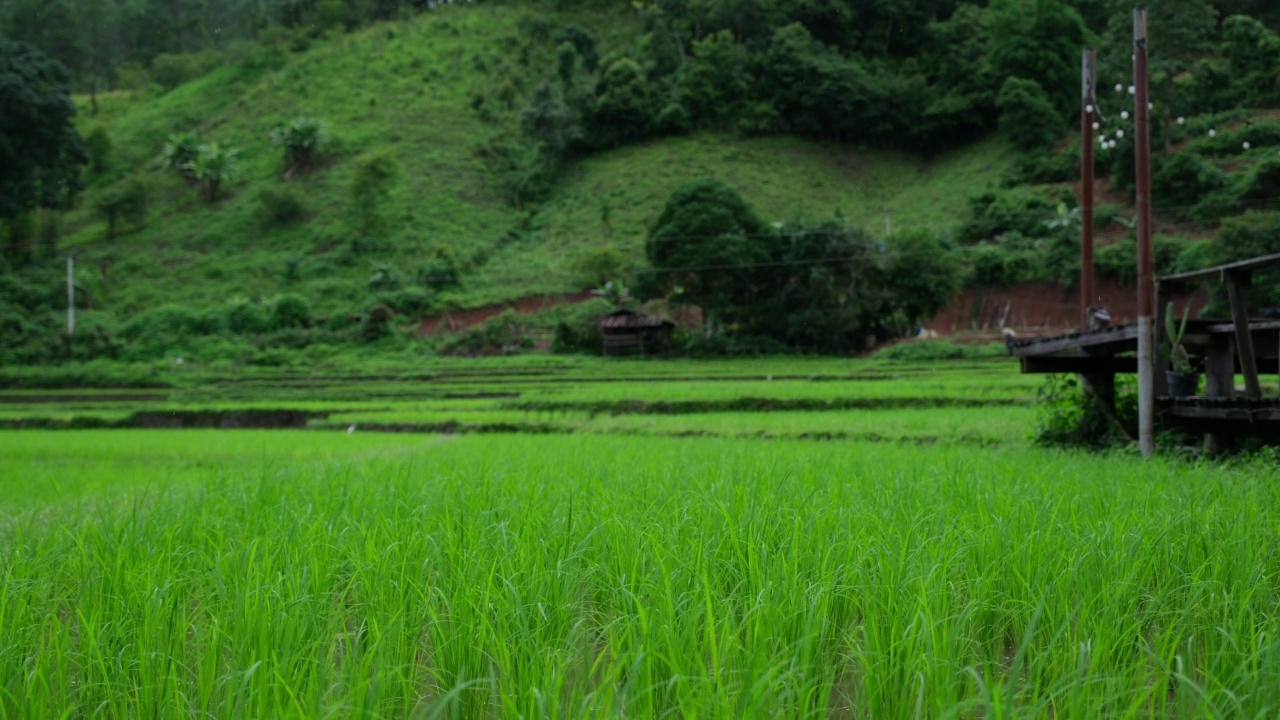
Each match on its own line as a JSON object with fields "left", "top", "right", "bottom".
{"left": 3, "top": 355, "right": 1280, "bottom": 717}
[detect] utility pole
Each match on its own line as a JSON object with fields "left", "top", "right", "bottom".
{"left": 66, "top": 254, "right": 75, "bottom": 338}
{"left": 881, "top": 207, "right": 893, "bottom": 236}
{"left": 1080, "top": 49, "right": 1097, "bottom": 327}
{"left": 1134, "top": 8, "right": 1156, "bottom": 458}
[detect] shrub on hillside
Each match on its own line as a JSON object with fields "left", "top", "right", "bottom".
{"left": 1095, "top": 235, "right": 1189, "bottom": 286}
{"left": 121, "top": 304, "right": 216, "bottom": 342}
{"left": 960, "top": 188, "right": 1057, "bottom": 243}
{"left": 225, "top": 298, "right": 270, "bottom": 334}
{"left": 160, "top": 132, "right": 203, "bottom": 181}
{"left": 1005, "top": 147, "right": 1079, "bottom": 184}
{"left": 94, "top": 179, "right": 149, "bottom": 238}
{"left": 417, "top": 257, "right": 460, "bottom": 292}
{"left": 349, "top": 152, "right": 400, "bottom": 236}
{"left": 551, "top": 297, "right": 614, "bottom": 354}
{"left": 270, "top": 293, "right": 312, "bottom": 330}
{"left": 184, "top": 144, "right": 241, "bottom": 202}
{"left": 438, "top": 309, "right": 532, "bottom": 355}
{"left": 150, "top": 51, "right": 221, "bottom": 91}
{"left": 1207, "top": 211, "right": 1280, "bottom": 311}
{"left": 966, "top": 242, "right": 1039, "bottom": 287}
{"left": 255, "top": 188, "right": 309, "bottom": 227}
{"left": 376, "top": 287, "right": 431, "bottom": 316}
{"left": 269, "top": 117, "right": 329, "bottom": 173}
{"left": 996, "top": 78, "right": 1063, "bottom": 152}
{"left": 569, "top": 245, "right": 630, "bottom": 289}
{"left": 84, "top": 127, "right": 112, "bottom": 176}
{"left": 1154, "top": 152, "right": 1227, "bottom": 217}
{"left": 1238, "top": 156, "right": 1280, "bottom": 208}
{"left": 1093, "top": 203, "right": 1126, "bottom": 232}
{"left": 367, "top": 260, "right": 402, "bottom": 292}
{"left": 552, "top": 25, "right": 599, "bottom": 72}
{"left": 361, "top": 303, "right": 397, "bottom": 341}
{"left": 1170, "top": 240, "right": 1214, "bottom": 275}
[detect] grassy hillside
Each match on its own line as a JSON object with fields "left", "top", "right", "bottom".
{"left": 477, "top": 135, "right": 1015, "bottom": 303}
{"left": 54, "top": 2, "right": 1014, "bottom": 318}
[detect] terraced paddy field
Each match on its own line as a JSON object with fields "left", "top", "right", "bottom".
{"left": 4, "top": 355, "right": 1280, "bottom": 717}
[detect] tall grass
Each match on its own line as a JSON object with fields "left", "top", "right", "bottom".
{"left": 3, "top": 431, "right": 1279, "bottom": 717}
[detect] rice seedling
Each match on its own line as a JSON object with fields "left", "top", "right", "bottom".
{"left": 3, "top": 431, "right": 1280, "bottom": 718}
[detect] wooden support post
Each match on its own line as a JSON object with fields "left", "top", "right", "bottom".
{"left": 1203, "top": 335, "right": 1235, "bottom": 455}
{"left": 1154, "top": 281, "right": 1170, "bottom": 399}
{"left": 1134, "top": 8, "right": 1157, "bottom": 457}
{"left": 1226, "top": 270, "right": 1262, "bottom": 400}
{"left": 1081, "top": 49, "right": 1097, "bottom": 327}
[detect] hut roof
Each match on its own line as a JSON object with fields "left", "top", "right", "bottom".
{"left": 598, "top": 308, "right": 674, "bottom": 331}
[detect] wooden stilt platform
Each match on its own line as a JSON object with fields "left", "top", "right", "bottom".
{"left": 1009, "top": 252, "right": 1280, "bottom": 443}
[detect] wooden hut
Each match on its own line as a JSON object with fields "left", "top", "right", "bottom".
{"left": 598, "top": 309, "right": 675, "bottom": 356}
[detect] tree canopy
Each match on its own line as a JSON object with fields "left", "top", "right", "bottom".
{"left": 0, "top": 37, "right": 87, "bottom": 221}
{"left": 642, "top": 179, "right": 770, "bottom": 328}
{"left": 642, "top": 180, "right": 965, "bottom": 351}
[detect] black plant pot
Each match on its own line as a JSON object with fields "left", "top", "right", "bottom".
{"left": 1166, "top": 371, "right": 1200, "bottom": 397}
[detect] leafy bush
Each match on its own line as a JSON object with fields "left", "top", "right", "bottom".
{"left": 1036, "top": 374, "right": 1138, "bottom": 450}
{"left": 150, "top": 52, "right": 210, "bottom": 90}
{"left": 551, "top": 298, "right": 614, "bottom": 354}
{"left": 160, "top": 132, "right": 202, "bottom": 181}
{"left": 269, "top": 117, "right": 329, "bottom": 172}
{"left": 349, "top": 151, "right": 400, "bottom": 236}
{"left": 569, "top": 245, "right": 630, "bottom": 288}
{"left": 367, "top": 260, "right": 401, "bottom": 292}
{"left": 438, "top": 309, "right": 532, "bottom": 355}
{"left": 377, "top": 287, "right": 431, "bottom": 315}
{"left": 966, "top": 242, "right": 1038, "bottom": 287}
{"left": 225, "top": 298, "right": 270, "bottom": 334}
{"left": 417, "top": 257, "right": 460, "bottom": 292}
{"left": 184, "top": 144, "right": 241, "bottom": 202}
{"left": 1005, "top": 147, "right": 1078, "bottom": 184}
{"left": 552, "top": 25, "right": 598, "bottom": 72}
{"left": 1237, "top": 156, "right": 1280, "bottom": 209}
{"left": 148, "top": 52, "right": 198, "bottom": 90}
{"left": 1170, "top": 240, "right": 1214, "bottom": 275}
{"left": 1207, "top": 211, "right": 1280, "bottom": 311}
{"left": 1153, "top": 152, "right": 1227, "bottom": 217}
{"left": 996, "top": 77, "right": 1064, "bottom": 152}
{"left": 255, "top": 188, "right": 309, "bottom": 227}
{"left": 84, "top": 127, "right": 112, "bottom": 176}
{"left": 361, "top": 303, "right": 397, "bottom": 341}
{"left": 270, "top": 293, "right": 312, "bottom": 330}
{"left": 874, "top": 340, "right": 1006, "bottom": 361}
{"left": 960, "top": 188, "right": 1057, "bottom": 243}
{"left": 1093, "top": 203, "right": 1126, "bottom": 231}
{"left": 1182, "top": 120, "right": 1280, "bottom": 158}
{"left": 122, "top": 304, "right": 206, "bottom": 342}
{"left": 1094, "top": 236, "right": 1188, "bottom": 285}
{"left": 94, "top": 179, "right": 149, "bottom": 238}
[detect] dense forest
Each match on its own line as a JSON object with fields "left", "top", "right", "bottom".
{"left": 5, "top": 0, "right": 1280, "bottom": 151}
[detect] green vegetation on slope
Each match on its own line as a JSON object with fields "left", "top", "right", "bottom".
{"left": 19, "top": 5, "right": 1012, "bottom": 319}
{"left": 497, "top": 135, "right": 1014, "bottom": 302}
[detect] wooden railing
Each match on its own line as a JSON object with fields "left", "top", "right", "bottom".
{"left": 1157, "top": 252, "right": 1280, "bottom": 400}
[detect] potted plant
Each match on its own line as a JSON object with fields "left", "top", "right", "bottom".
{"left": 1163, "top": 301, "right": 1200, "bottom": 396}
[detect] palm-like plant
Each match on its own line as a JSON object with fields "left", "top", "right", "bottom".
{"left": 183, "top": 143, "right": 241, "bottom": 203}
{"left": 160, "top": 132, "right": 203, "bottom": 181}
{"left": 1163, "top": 301, "right": 1194, "bottom": 377}
{"left": 269, "top": 118, "right": 328, "bottom": 173}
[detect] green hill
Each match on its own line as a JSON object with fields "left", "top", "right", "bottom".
{"left": 47, "top": 3, "right": 1013, "bottom": 317}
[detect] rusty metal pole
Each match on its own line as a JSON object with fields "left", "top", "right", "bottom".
{"left": 1081, "top": 49, "right": 1097, "bottom": 328}
{"left": 1134, "top": 8, "right": 1156, "bottom": 457}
